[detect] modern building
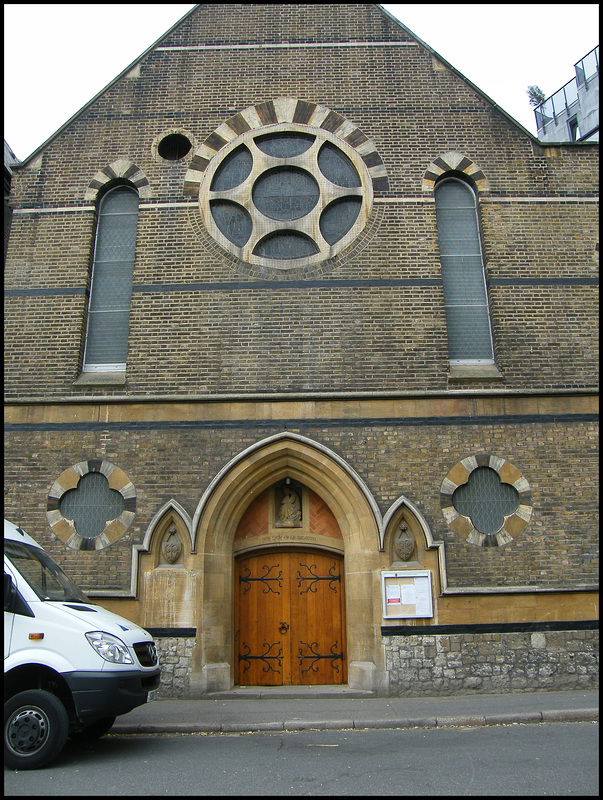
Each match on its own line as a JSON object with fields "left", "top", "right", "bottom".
{"left": 535, "top": 45, "right": 599, "bottom": 142}
{"left": 4, "top": 140, "right": 19, "bottom": 263}
{"left": 4, "top": 4, "right": 598, "bottom": 697}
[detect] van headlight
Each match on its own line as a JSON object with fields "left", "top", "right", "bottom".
{"left": 86, "top": 631, "right": 134, "bottom": 664}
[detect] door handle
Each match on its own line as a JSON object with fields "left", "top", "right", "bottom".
{"left": 279, "top": 622, "right": 289, "bottom": 634}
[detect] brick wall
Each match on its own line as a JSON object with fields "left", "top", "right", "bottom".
{"left": 5, "top": 6, "right": 598, "bottom": 400}
{"left": 3, "top": 407, "right": 598, "bottom": 593}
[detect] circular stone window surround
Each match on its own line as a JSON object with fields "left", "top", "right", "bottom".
{"left": 46, "top": 460, "right": 136, "bottom": 551}
{"left": 199, "top": 122, "right": 374, "bottom": 270}
{"left": 151, "top": 128, "right": 196, "bottom": 163}
{"left": 440, "top": 453, "right": 532, "bottom": 547}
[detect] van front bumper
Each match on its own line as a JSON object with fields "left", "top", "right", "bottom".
{"left": 64, "top": 668, "right": 161, "bottom": 722}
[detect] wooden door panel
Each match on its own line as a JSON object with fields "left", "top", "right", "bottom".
{"left": 235, "top": 550, "right": 346, "bottom": 686}
{"left": 291, "top": 554, "right": 346, "bottom": 685}
{"left": 235, "top": 553, "right": 289, "bottom": 685}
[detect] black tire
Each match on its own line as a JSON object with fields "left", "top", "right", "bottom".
{"left": 71, "top": 716, "right": 116, "bottom": 741}
{"left": 4, "top": 690, "right": 69, "bottom": 770}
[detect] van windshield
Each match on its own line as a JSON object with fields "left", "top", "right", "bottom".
{"left": 5, "top": 540, "right": 90, "bottom": 603}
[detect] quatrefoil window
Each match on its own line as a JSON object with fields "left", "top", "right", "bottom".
{"left": 46, "top": 460, "right": 136, "bottom": 551}
{"left": 60, "top": 472, "right": 125, "bottom": 538}
{"left": 199, "top": 124, "right": 373, "bottom": 270}
{"left": 452, "top": 467, "right": 519, "bottom": 535}
{"left": 440, "top": 454, "right": 532, "bottom": 547}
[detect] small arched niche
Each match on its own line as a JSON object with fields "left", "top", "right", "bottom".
{"left": 383, "top": 505, "right": 425, "bottom": 569}
{"left": 144, "top": 507, "right": 192, "bottom": 570}
{"left": 137, "top": 504, "right": 196, "bottom": 630}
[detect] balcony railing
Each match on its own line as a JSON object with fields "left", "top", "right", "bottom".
{"left": 535, "top": 45, "right": 599, "bottom": 132}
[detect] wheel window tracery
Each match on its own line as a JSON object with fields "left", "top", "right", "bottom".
{"left": 199, "top": 125, "right": 373, "bottom": 270}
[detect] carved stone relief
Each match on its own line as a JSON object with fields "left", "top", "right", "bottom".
{"left": 274, "top": 481, "right": 303, "bottom": 527}
{"left": 160, "top": 524, "right": 183, "bottom": 566}
{"left": 393, "top": 523, "right": 415, "bottom": 562}
{"left": 389, "top": 518, "right": 422, "bottom": 567}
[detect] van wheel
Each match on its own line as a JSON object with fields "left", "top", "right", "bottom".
{"left": 73, "top": 716, "right": 116, "bottom": 741}
{"left": 4, "top": 690, "right": 69, "bottom": 770}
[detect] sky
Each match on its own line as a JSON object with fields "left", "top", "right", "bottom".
{"left": 4, "top": 4, "right": 599, "bottom": 162}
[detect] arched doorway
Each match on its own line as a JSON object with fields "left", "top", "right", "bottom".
{"left": 191, "top": 433, "right": 386, "bottom": 694}
{"left": 233, "top": 480, "right": 346, "bottom": 685}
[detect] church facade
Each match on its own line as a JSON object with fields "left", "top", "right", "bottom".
{"left": 4, "top": 4, "right": 598, "bottom": 696}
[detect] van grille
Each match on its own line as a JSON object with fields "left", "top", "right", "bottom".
{"left": 133, "top": 641, "right": 159, "bottom": 667}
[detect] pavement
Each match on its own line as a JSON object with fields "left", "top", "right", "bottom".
{"left": 111, "top": 686, "right": 598, "bottom": 735}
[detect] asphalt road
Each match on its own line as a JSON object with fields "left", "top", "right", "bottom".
{"left": 4, "top": 722, "right": 599, "bottom": 796}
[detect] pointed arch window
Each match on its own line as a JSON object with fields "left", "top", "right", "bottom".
{"left": 82, "top": 186, "right": 139, "bottom": 371}
{"left": 434, "top": 178, "right": 494, "bottom": 364}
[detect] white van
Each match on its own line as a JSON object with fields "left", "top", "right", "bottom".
{"left": 4, "top": 519, "right": 160, "bottom": 769}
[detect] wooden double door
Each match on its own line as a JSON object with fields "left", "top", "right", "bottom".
{"left": 234, "top": 550, "right": 347, "bottom": 685}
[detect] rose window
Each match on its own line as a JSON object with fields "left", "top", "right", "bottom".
{"left": 199, "top": 124, "right": 373, "bottom": 270}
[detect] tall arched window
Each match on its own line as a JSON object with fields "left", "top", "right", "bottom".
{"left": 82, "top": 185, "right": 139, "bottom": 371}
{"left": 434, "top": 178, "right": 494, "bottom": 364}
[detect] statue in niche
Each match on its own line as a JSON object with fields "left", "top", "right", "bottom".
{"left": 275, "top": 484, "right": 302, "bottom": 527}
{"left": 162, "top": 525, "right": 182, "bottom": 564}
{"left": 393, "top": 522, "right": 414, "bottom": 562}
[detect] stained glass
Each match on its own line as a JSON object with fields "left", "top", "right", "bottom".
{"left": 83, "top": 186, "right": 139, "bottom": 369}
{"left": 252, "top": 167, "right": 319, "bottom": 220}
{"left": 452, "top": 467, "right": 519, "bottom": 534}
{"left": 211, "top": 145, "right": 253, "bottom": 191}
{"left": 253, "top": 232, "right": 319, "bottom": 260}
{"left": 255, "top": 132, "right": 315, "bottom": 158}
{"left": 435, "top": 179, "right": 494, "bottom": 362}
{"left": 60, "top": 472, "right": 125, "bottom": 538}
{"left": 211, "top": 200, "right": 253, "bottom": 246}
{"left": 320, "top": 197, "right": 361, "bottom": 245}
{"left": 318, "top": 141, "right": 361, "bottom": 187}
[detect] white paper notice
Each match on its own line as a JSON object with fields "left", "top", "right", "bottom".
{"left": 414, "top": 577, "right": 431, "bottom": 616}
{"left": 401, "top": 584, "right": 416, "bottom": 606}
{"left": 386, "top": 584, "right": 401, "bottom": 604}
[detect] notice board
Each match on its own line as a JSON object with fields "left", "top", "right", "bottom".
{"left": 381, "top": 570, "right": 433, "bottom": 619}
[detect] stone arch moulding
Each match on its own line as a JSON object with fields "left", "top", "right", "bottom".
{"left": 189, "top": 432, "right": 389, "bottom": 694}
{"left": 84, "top": 159, "right": 152, "bottom": 203}
{"left": 129, "top": 500, "right": 193, "bottom": 596}
{"left": 422, "top": 151, "right": 490, "bottom": 194}
{"left": 191, "top": 431, "right": 383, "bottom": 552}
{"left": 183, "top": 97, "right": 389, "bottom": 199}
{"left": 381, "top": 495, "right": 448, "bottom": 592}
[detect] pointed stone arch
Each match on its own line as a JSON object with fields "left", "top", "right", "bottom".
{"left": 188, "top": 432, "right": 388, "bottom": 694}
{"left": 130, "top": 499, "right": 192, "bottom": 594}
{"left": 191, "top": 431, "right": 383, "bottom": 552}
{"left": 134, "top": 500, "right": 196, "bottom": 630}
{"left": 84, "top": 158, "right": 152, "bottom": 202}
{"left": 140, "top": 499, "right": 194, "bottom": 556}
{"left": 381, "top": 495, "right": 447, "bottom": 592}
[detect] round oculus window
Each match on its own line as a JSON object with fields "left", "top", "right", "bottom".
{"left": 199, "top": 124, "right": 373, "bottom": 269}
{"left": 158, "top": 132, "right": 192, "bottom": 161}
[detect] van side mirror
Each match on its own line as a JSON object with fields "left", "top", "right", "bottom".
{"left": 4, "top": 573, "right": 16, "bottom": 611}
{"left": 4, "top": 572, "right": 33, "bottom": 616}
